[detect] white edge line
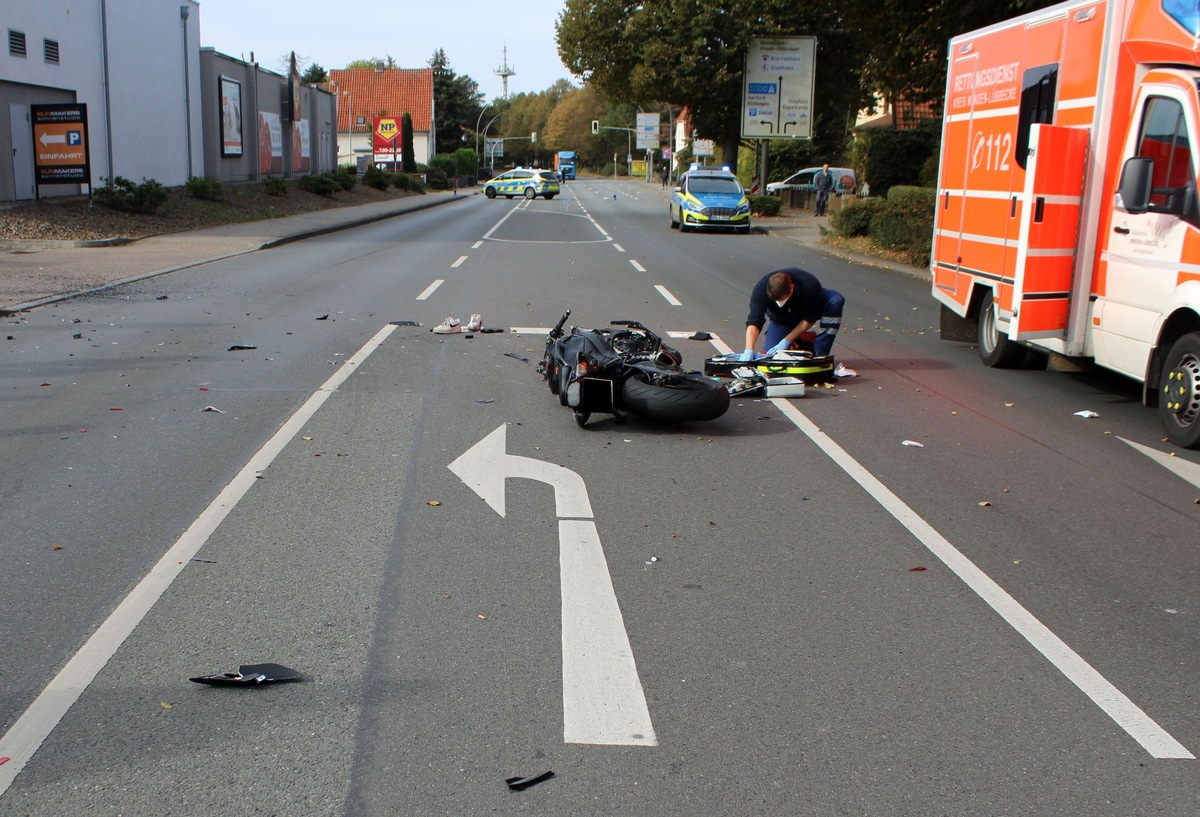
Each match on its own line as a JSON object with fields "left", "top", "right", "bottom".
{"left": 654, "top": 284, "right": 682, "bottom": 306}
{"left": 416, "top": 279, "right": 444, "bottom": 301}
{"left": 767, "top": 399, "right": 1194, "bottom": 760}
{"left": 0, "top": 324, "right": 401, "bottom": 794}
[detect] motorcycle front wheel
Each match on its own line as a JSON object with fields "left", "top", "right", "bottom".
{"left": 620, "top": 373, "right": 730, "bottom": 422}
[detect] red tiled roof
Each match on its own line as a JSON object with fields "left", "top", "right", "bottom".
{"left": 327, "top": 68, "right": 434, "bottom": 133}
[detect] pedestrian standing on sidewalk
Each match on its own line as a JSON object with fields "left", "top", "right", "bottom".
{"left": 661, "top": 165, "right": 670, "bottom": 188}
{"left": 813, "top": 163, "right": 834, "bottom": 216}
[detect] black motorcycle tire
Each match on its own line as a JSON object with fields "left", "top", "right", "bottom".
{"left": 620, "top": 373, "right": 730, "bottom": 422}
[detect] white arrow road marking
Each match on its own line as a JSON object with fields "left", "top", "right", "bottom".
{"left": 1120, "top": 437, "right": 1200, "bottom": 489}
{"left": 449, "top": 424, "right": 657, "bottom": 746}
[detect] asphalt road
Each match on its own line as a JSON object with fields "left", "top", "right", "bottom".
{"left": 2, "top": 180, "right": 1199, "bottom": 815}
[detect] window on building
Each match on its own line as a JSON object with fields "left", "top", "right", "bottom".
{"left": 44, "top": 38, "right": 59, "bottom": 64}
{"left": 9, "top": 29, "right": 27, "bottom": 58}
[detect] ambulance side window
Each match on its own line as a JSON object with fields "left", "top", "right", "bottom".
{"left": 1016, "top": 64, "right": 1058, "bottom": 169}
{"left": 1136, "top": 96, "right": 1198, "bottom": 223}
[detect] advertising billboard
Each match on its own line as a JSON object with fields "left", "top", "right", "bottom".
{"left": 32, "top": 103, "right": 91, "bottom": 188}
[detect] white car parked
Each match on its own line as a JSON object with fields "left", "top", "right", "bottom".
{"left": 766, "top": 167, "right": 857, "bottom": 195}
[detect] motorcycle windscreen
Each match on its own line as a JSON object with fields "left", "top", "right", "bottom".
{"left": 1010, "top": 123, "right": 1089, "bottom": 339}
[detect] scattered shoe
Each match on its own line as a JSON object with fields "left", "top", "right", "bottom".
{"left": 465, "top": 313, "right": 482, "bottom": 332}
{"left": 433, "top": 315, "right": 461, "bottom": 334}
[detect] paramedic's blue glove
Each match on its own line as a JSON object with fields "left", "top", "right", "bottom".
{"left": 738, "top": 348, "right": 755, "bottom": 362}
{"left": 767, "top": 338, "right": 792, "bottom": 356}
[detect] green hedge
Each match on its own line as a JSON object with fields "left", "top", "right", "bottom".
{"left": 749, "top": 195, "right": 781, "bottom": 216}
{"left": 264, "top": 176, "right": 288, "bottom": 196}
{"left": 298, "top": 173, "right": 338, "bottom": 197}
{"left": 95, "top": 177, "right": 168, "bottom": 213}
{"left": 829, "top": 198, "right": 883, "bottom": 237}
{"left": 870, "top": 186, "right": 936, "bottom": 266}
{"left": 185, "top": 175, "right": 225, "bottom": 201}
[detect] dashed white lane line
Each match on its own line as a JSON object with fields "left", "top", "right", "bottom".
{"left": 451, "top": 256, "right": 468, "bottom": 268}
{"left": 0, "top": 325, "right": 402, "bottom": 795}
{"left": 699, "top": 329, "right": 1195, "bottom": 760}
{"left": 471, "top": 241, "right": 483, "bottom": 249}
{"left": 613, "top": 243, "right": 625, "bottom": 253}
{"left": 654, "top": 285, "right": 681, "bottom": 306}
{"left": 416, "top": 279, "right": 444, "bottom": 300}
{"left": 629, "top": 260, "right": 646, "bottom": 272}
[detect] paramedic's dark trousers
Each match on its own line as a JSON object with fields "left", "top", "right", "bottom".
{"left": 762, "top": 289, "right": 844, "bottom": 356}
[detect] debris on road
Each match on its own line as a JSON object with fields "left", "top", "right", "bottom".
{"left": 189, "top": 663, "right": 304, "bottom": 686}
{"left": 200, "top": 405, "right": 224, "bottom": 413}
{"left": 1074, "top": 409, "right": 1100, "bottom": 418}
{"left": 902, "top": 440, "right": 924, "bottom": 447}
{"left": 227, "top": 345, "right": 257, "bottom": 351}
{"left": 506, "top": 771, "right": 555, "bottom": 791}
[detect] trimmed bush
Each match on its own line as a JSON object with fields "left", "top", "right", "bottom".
{"left": 95, "top": 176, "right": 168, "bottom": 213}
{"left": 363, "top": 166, "right": 390, "bottom": 190}
{"left": 264, "top": 175, "right": 288, "bottom": 196}
{"left": 185, "top": 175, "right": 225, "bottom": 201}
{"left": 334, "top": 168, "right": 357, "bottom": 191}
{"left": 298, "top": 173, "right": 338, "bottom": 197}
{"left": 869, "top": 186, "right": 936, "bottom": 265}
{"left": 830, "top": 198, "right": 883, "bottom": 237}
{"left": 388, "top": 172, "right": 426, "bottom": 193}
{"left": 423, "top": 167, "right": 448, "bottom": 189}
{"left": 749, "top": 195, "right": 781, "bottom": 216}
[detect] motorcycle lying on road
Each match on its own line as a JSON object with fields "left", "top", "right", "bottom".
{"left": 538, "top": 310, "right": 730, "bottom": 427}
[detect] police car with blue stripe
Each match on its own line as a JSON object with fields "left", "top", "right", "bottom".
{"left": 669, "top": 165, "right": 751, "bottom": 234}
{"left": 484, "top": 168, "right": 560, "bottom": 200}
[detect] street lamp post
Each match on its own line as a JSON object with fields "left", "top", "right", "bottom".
{"left": 474, "top": 105, "right": 491, "bottom": 163}
{"left": 342, "top": 91, "right": 353, "bottom": 163}
{"left": 482, "top": 112, "right": 504, "bottom": 170}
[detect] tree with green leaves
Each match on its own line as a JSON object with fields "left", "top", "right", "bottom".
{"left": 557, "top": 0, "right": 867, "bottom": 172}
{"left": 402, "top": 113, "right": 416, "bottom": 173}
{"left": 429, "top": 49, "right": 486, "bottom": 156}
{"left": 346, "top": 56, "right": 397, "bottom": 70}
{"left": 301, "top": 63, "right": 327, "bottom": 85}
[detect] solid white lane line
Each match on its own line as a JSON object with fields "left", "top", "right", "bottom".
{"left": 560, "top": 519, "right": 657, "bottom": 746}
{"left": 770, "top": 400, "right": 1195, "bottom": 760}
{"left": 706, "top": 330, "right": 1191, "bottom": 758}
{"left": 0, "top": 325, "right": 401, "bottom": 795}
{"left": 629, "top": 260, "right": 646, "bottom": 272}
{"left": 482, "top": 205, "right": 520, "bottom": 239}
{"left": 654, "top": 285, "right": 681, "bottom": 306}
{"left": 451, "top": 256, "right": 468, "bottom": 268}
{"left": 416, "top": 280, "right": 444, "bottom": 300}
{"left": 1121, "top": 438, "right": 1200, "bottom": 490}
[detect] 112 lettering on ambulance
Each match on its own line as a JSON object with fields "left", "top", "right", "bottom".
{"left": 932, "top": 0, "right": 1200, "bottom": 448}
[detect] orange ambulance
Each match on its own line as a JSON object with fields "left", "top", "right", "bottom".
{"left": 932, "top": 0, "right": 1200, "bottom": 447}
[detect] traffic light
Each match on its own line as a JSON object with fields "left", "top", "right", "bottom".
{"left": 591, "top": 120, "right": 599, "bottom": 135}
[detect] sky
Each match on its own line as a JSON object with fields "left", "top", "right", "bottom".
{"left": 196, "top": 0, "right": 578, "bottom": 101}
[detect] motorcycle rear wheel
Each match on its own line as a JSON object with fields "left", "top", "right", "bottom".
{"left": 620, "top": 374, "right": 730, "bottom": 422}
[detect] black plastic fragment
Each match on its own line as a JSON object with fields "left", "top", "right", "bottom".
{"left": 190, "top": 663, "right": 304, "bottom": 686}
{"left": 390, "top": 320, "right": 422, "bottom": 327}
{"left": 227, "top": 345, "right": 257, "bottom": 351}
{"left": 506, "top": 770, "right": 554, "bottom": 791}
{"left": 480, "top": 327, "right": 505, "bottom": 333}
{"left": 503, "top": 352, "right": 530, "bottom": 364}
{"left": 690, "top": 331, "right": 712, "bottom": 341}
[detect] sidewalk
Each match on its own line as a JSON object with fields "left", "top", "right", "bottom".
{"left": 0, "top": 190, "right": 468, "bottom": 314}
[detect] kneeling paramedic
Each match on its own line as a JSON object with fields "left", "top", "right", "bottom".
{"left": 740, "top": 268, "right": 844, "bottom": 361}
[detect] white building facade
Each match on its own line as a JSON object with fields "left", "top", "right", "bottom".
{"left": 1, "top": 0, "right": 202, "bottom": 201}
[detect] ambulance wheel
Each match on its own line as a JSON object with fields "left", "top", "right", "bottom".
{"left": 1157, "top": 332, "right": 1200, "bottom": 449}
{"left": 485, "top": 187, "right": 497, "bottom": 199}
{"left": 524, "top": 187, "right": 537, "bottom": 199}
{"left": 977, "top": 299, "right": 1023, "bottom": 368}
